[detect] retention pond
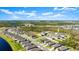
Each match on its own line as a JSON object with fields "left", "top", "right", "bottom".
{"left": 0, "top": 37, "right": 12, "bottom": 51}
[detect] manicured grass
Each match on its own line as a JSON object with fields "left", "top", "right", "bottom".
{"left": 0, "top": 34, "right": 25, "bottom": 51}
{"left": 45, "top": 45, "right": 52, "bottom": 49}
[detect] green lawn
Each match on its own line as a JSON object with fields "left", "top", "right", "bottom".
{"left": 0, "top": 34, "right": 25, "bottom": 51}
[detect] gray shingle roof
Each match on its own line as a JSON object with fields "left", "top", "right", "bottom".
{"left": 52, "top": 43, "right": 62, "bottom": 48}
{"left": 29, "top": 48, "right": 42, "bottom": 51}
{"left": 58, "top": 46, "right": 69, "bottom": 51}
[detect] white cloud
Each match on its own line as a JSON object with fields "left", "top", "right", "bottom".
{"left": 0, "top": 9, "right": 13, "bottom": 14}
{"left": 53, "top": 13, "right": 64, "bottom": 17}
{"left": 54, "top": 7, "right": 77, "bottom": 11}
{"left": 33, "top": 13, "right": 65, "bottom": 20}
{"left": 42, "top": 13, "right": 66, "bottom": 20}
{"left": 61, "top": 7, "right": 77, "bottom": 11}
{"left": 1, "top": 8, "right": 76, "bottom": 20}
{"left": 53, "top": 7, "right": 60, "bottom": 10}
{"left": 26, "top": 13, "right": 36, "bottom": 17}
{"left": 12, "top": 15, "right": 19, "bottom": 19}
{"left": 42, "top": 12, "right": 53, "bottom": 16}
{"left": 0, "top": 9, "right": 36, "bottom": 16}
{"left": 0, "top": 9, "right": 37, "bottom": 19}
{"left": 14, "top": 10, "right": 36, "bottom": 17}
{"left": 14, "top": 10, "right": 25, "bottom": 14}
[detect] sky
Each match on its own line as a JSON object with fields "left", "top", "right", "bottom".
{"left": 0, "top": 7, "right": 79, "bottom": 20}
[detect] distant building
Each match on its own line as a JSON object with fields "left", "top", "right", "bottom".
{"left": 61, "top": 25, "right": 79, "bottom": 30}
{"left": 24, "top": 24, "right": 35, "bottom": 27}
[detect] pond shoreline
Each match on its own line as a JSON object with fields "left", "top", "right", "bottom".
{"left": 0, "top": 33, "right": 25, "bottom": 51}
{"left": 0, "top": 37, "right": 12, "bottom": 51}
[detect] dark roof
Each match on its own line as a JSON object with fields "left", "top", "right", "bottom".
{"left": 48, "top": 42, "right": 56, "bottom": 46}
{"left": 21, "top": 41, "right": 30, "bottom": 44}
{"left": 27, "top": 45, "right": 37, "bottom": 50}
{"left": 52, "top": 43, "right": 62, "bottom": 48}
{"left": 58, "top": 46, "right": 69, "bottom": 51}
{"left": 29, "top": 48, "right": 42, "bottom": 51}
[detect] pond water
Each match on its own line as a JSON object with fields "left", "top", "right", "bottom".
{"left": 0, "top": 38, "right": 12, "bottom": 51}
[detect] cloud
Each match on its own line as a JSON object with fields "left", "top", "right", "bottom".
{"left": 53, "top": 13, "right": 64, "bottom": 17}
{"left": 61, "top": 7, "right": 77, "bottom": 11}
{"left": 26, "top": 13, "right": 36, "bottom": 17}
{"left": 0, "top": 9, "right": 64, "bottom": 20}
{"left": 11, "top": 15, "right": 19, "bottom": 19}
{"left": 14, "top": 10, "right": 25, "bottom": 14}
{"left": 33, "top": 12, "right": 65, "bottom": 20}
{"left": 0, "top": 9, "right": 36, "bottom": 17}
{"left": 41, "top": 13, "right": 66, "bottom": 20}
{"left": 0, "top": 9, "right": 13, "bottom": 14}
{"left": 54, "top": 7, "right": 77, "bottom": 11}
{"left": 0, "top": 9, "right": 37, "bottom": 20}
{"left": 14, "top": 10, "right": 36, "bottom": 17}
{"left": 42, "top": 12, "right": 53, "bottom": 16}
{"left": 0, "top": 7, "right": 78, "bottom": 20}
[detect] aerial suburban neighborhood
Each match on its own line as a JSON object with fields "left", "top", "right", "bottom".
{"left": 0, "top": 20, "right": 79, "bottom": 51}
{"left": 0, "top": 7, "right": 79, "bottom": 51}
